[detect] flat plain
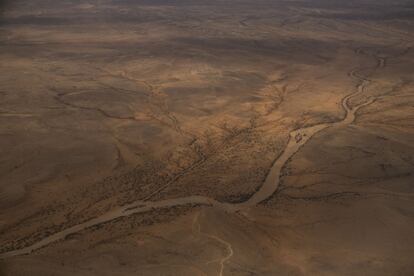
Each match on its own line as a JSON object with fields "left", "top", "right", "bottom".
{"left": 0, "top": 0, "right": 413, "bottom": 275}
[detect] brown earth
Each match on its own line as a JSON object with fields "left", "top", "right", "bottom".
{"left": 0, "top": 0, "right": 413, "bottom": 275}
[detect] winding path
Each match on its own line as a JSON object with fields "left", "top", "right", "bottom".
{"left": 192, "top": 212, "right": 234, "bottom": 276}
{"left": 0, "top": 52, "right": 385, "bottom": 259}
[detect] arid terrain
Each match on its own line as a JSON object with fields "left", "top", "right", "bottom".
{"left": 0, "top": 0, "right": 413, "bottom": 275}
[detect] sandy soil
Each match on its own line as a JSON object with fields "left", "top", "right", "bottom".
{"left": 0, "top": 0, "right": 413, "bottom": 275}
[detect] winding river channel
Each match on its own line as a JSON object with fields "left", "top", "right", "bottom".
{"left": 0, "top": 54, "right": 385, "bottom": 259}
